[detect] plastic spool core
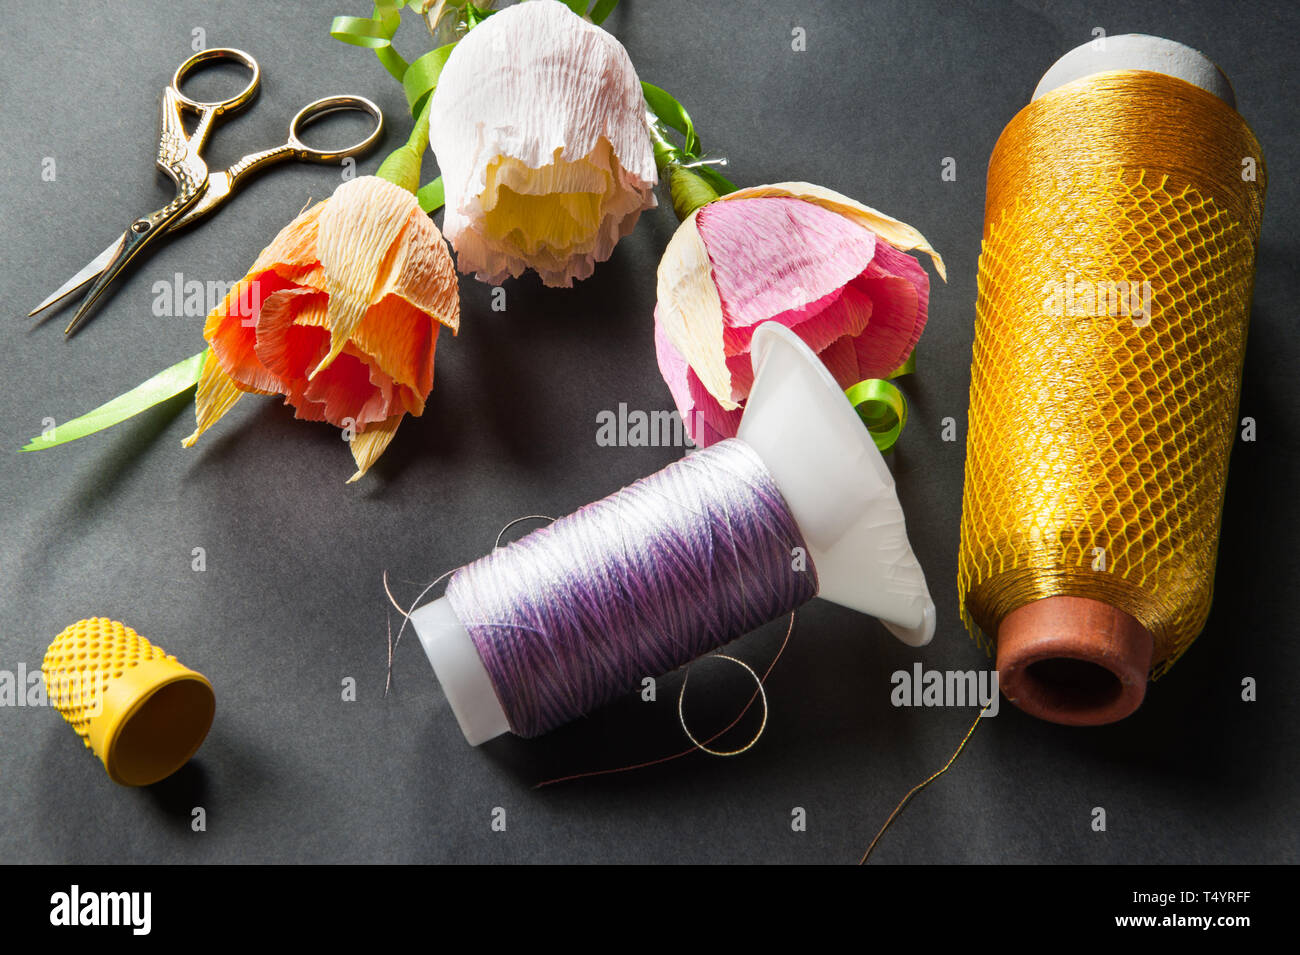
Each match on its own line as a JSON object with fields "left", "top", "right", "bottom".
{"left": 993, "top": 35, "right": 1229, "bottom": 726}
{"left": 413, "top": 323, "right": 935, "bottom": 744}
{"left": 997, "top": 596, "right": 1152, "bottom": 725}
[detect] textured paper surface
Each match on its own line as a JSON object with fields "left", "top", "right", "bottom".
{"left": 429, "top": 0, "right": 656, "bottom": 286}
{"left": 187, "top": 176, "right": 459, "bottom": 480}
{"left": 655, "top": 187, "right": 938, "bottom": 447}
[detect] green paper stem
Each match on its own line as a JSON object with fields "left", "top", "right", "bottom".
{"left": 667, "top": 164, "right": 720, "bottom": 221}
{"left": 417, "top": 176, "right": 445, "bottom": 213}
{"left": 20, "top": 350, "right": 208, "bottom": 452}
{"left": 376, "top": 97, "right": 432, "bottom": 195}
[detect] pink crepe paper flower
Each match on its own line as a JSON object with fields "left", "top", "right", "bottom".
{"left": 654, "top": 182, "right": 946, "bottom": 447}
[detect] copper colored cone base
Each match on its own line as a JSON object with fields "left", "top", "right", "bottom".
{"left": 996, "top": 596, "right": 1154, "bottom": 725}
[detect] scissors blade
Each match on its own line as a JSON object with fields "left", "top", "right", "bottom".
{"left": 61, "top": 206, "right": 182, "bottom": 337}
{"left": 27, "top": 237, "right": 126, "bottom": 317}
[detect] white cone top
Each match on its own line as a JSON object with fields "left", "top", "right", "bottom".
{"left": 1033, "top": 34, "right": 1234, "bottom": 106}
{"left": 739, "top": 323, "right": 935, "bottom": 646}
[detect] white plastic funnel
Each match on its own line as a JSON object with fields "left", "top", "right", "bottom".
{"left": 740, "top": 323, "right": 935, "bottom": 646}
{"left": 412, "top": 321, "right": 935, "bottom": 744}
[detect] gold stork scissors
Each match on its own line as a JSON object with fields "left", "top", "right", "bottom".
{"left": 30, "top": 48, "right": 385, "bottom": 336}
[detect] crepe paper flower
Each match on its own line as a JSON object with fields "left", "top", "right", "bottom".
{"left": 20, "top": 77, "right": 459, "bottom": 484}
{"left": 428, "top": 0, "right": 658, "bottom": 286}
{"left": 654, "top": 182, "right": 946, "bottom": 448}
{"left": 183, "top": 173, "right": 460, "bottom": 482}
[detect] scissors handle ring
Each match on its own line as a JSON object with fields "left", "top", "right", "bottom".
{"left": 171, "top": 47, "right": 261, "bottom": 114}
{"left": 287, "top": 95, "right": 386, "bottom": 163}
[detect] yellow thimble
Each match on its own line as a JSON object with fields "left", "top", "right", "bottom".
{"left": 42, "top": 618, "right": 215, "bottom": 786}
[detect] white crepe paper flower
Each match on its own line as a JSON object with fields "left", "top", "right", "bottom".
{"left": 429, "top": 0, "right": 658, "bottom": 287}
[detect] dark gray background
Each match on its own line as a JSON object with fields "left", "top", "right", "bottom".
{"left": 1, "top": 0, "right": 1295, "bottom": 864}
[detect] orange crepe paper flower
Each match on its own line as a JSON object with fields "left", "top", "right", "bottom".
{"left": 183, "top": 175, "right": 460, "bottom": 482}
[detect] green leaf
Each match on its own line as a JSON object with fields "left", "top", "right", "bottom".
{"left": 403, "top": 43, "right": 456, "bottom": 116}
{"left": 642, "top": 81, "right": 701, "bottom": 158}
{"left": 20, "top": 350, "right": 207, "bottom": 452}
{"left": 464, "top": 3, "right": 498, "bottom": 27}
{"left": 417, "top": 176, "right": 446, "bottom": 213}
{"left": 589, "top": 0, "right": 620, "bottom": 23}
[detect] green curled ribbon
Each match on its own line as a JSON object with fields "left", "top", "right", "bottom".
{"left": 845, "top": 378, "right": 908, "bottom": 452}
{"left": 331, "top": 2, "right": 464, "bottom": 211}
{"left": 330, "top": 1, "right": 415, "bottom": 82}
{"left": 401, "top": 44, "right": 455, "bottom": 116}
{"left": 845, "top": 353, "right": 916, "bottom": 452}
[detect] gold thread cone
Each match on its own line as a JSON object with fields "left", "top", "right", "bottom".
{"left": 958, "top": 70, "right": 1266, "bottom": 696}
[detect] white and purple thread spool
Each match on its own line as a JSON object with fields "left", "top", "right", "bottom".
{"left": 411, "top": 323, "right": 937, "bottom": 744}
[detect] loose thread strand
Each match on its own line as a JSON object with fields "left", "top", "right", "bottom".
{"left": 382, "top": 566, "right": 454, "bottom": 695}
{"left": 533, "top": 611, "right": 795, "bottom": 789}
{"left": 860, "top": 704, "right": 990, "bottom": 865}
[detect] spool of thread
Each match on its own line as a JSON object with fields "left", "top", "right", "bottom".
{"left": 42, "top": 618, "right": 215, "bottom": 785}
{"left": 411, "top": 323, "right": 937, "bottom": 744}
{"left": 958, "top": 35, "right": 1266, "bottom": 725}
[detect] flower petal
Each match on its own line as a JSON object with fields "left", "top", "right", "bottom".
{"left": 347, "top": 413, "right": 404, "bottom": 484}
{"left": 351, "top": 298, "right": 439, "bottom": 410}
{"left": 697, "top": 196, "right": 876, "bottom": 354}
{"left": 246, "top": 200, "right": 327, "bottom": 285}
{"left": 301, "top": 347, "right": 394, "bottom": 429}
{"left": 183, "top": 349, "right": 245, "bottom": 448}
{"left": 654, "top": 211, "right": 736, "bottom": 410}
{"left": 817, "top": 335, "right": 863, "bottom": 388}
{"left": 654, "top": 319, "right": 739, "bottom": 448}
{"left": 720, "top": 182, "right": 947, "bottom": 281}
{"left": 852, "top": 274, "right": 922, "bottom": 379}
{"left": 312, "top": 176, "right": 437, "bottom": 376}
{"left": 254, "top": 288, "right": 330, "bottom": 387}
{"left": 205, "top": 271, "right": 302, "bottom": 394}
